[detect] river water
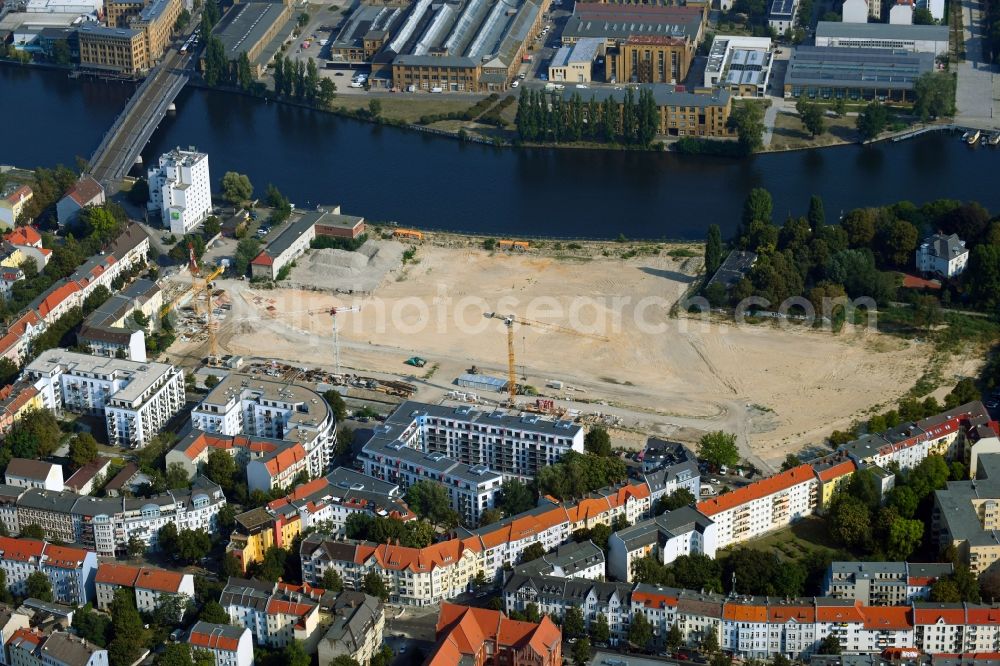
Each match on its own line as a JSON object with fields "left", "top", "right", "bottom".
{"left": 4, "top": 64, "right": 998, "bottom": 240}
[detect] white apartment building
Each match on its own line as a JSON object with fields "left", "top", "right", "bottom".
{"left": 188, "top": 622, "right": 254, "bottom": 666}
{"left": 504, "top": 574, "right": 635, "bottom": 645}
{"left": 916, "top": 233, "right": 969, "bottom": 277}
{"left": 607, "top": 506, "right": 717, "bottom": 582}
{"left": 25, "top": 349, "right": 185, "bottom": 448}
{"left": 4, "top": 460, "right": 64, "bottom": 492}
{"left": 94, "top": 563, "right": 194, "bottom": 616}
{"left": 697, "top": 464, "right": 818, "bottom": 549}
{"left": 316, "top": 592, "right": 384, "bottom": 666}
{"left": 147, "top": 148, "right": 212, "bottom": 235}
{"left": 38, "top": 631, "right": 108, "bottom": 666}
{"left": 15, "top": 477, "right": 226, "bottom": 558}
{"left": 0, "top": 538, "right": 97, "bottom": 606}
{"left": 219, "top": 579, "right": 322, "bottom": 649}
{"left": 191, "top": 374, "right": 336, "bottom": 482}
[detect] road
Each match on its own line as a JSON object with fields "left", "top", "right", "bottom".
{"left": 955, "top": 0, "right": 999, "bottom": 128}
{"left": 88, "top": 48, "right": 192, "bottom": 189}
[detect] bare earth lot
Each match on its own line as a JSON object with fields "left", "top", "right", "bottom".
{"left": 159, "top": 237, "right": 978, "bottom": 472}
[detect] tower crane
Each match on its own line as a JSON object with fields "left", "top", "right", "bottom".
{"left": 483, "top": 312, "right": 610, "bottom": 406}
{"left": 189, "top": 243, "right": 220, "bottom": 362}
{"left": 264, "top": 305, "right": 361, "bottom": 376}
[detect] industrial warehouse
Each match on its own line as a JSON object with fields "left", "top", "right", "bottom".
{"left": 329, "top": 0, "right": 548, "bottom": 91}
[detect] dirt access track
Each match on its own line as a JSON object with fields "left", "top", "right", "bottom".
{"left": 199, "top": 241, "right": 958, "bottom": 471}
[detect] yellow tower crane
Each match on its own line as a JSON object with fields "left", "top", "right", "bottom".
{"left": 484, "top": 312, "right": 609, "bottom": 406}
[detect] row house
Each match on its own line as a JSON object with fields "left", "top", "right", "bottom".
{"left": 607, "top": 505, "right": 717, "bottom": 581}
{"left": 10, "top": 630, "right": 107, "bottom": 666}
{"left": 13, "top": 477, "right": 225, "bottom": 557}
{"left": 0, "top": 538, "right": 96, "bottom": 605}
{"left": 94, "top": 563, "right": 194, "bottom": 617}
{"left": 697, "top": 464, "right": 819, "bottom": 549}
{"left": 514, "top": 540, "right": 606, "bottom": 580}
{"left": 187, "top": 622, "right": 254, "bottom": 666}
{"left": 0, "top": 225, "right": 148, "bottom": 366}
{"left": 825, "top": 561, "right": 954, "bottom": 605}
{"left": 841, "top": 402, "right": 990, "bottom": 472}
{"left": 190, "top": 374, "right": 336, "bottom": 483}
{"left": 504, "top": 573, "right": 634, "bottom": 645}
{"left": 219, "top": 578, "right": 323, "bottom": 649}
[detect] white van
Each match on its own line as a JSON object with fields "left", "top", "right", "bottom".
{"left": 430, "top": 86, "right": 443, "bottom": 93}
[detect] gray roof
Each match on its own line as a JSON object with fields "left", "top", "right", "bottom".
{"left": 934, "top": 453, "right": 1000, "bottom": 546}
{"left": 137, "top": 0, "right": 173, "bottom": 22}
{"left": 40, "top": 631, "right": 104, "bottom": 666}
{"left": 639, "top": 437, "right": 697, "bottom": 473}
{"left": 786, "top": 46, "right": 934, "bottom": 91}
{"left": 815, "top": 20, "right": 949, "bottom": 42}
{"left": 220, "top": 577, "right": 276, "bottom": 612}
{"left": 514, "top": 539, "right": 604, "bottom": 577}
{"left": 301, "top": 533, "right": 361, "bottom": 563}
{"left": 189, "top": 621, "right": 248, "bottom": 648}
{"left": 504, "top": 572, "right": 632, "bottom": 605}
{"left": 261, "top": 211, "right": 321, "bottom": 262}
{"left": 79, "top": 278, "right": 159, "bottom": 344}
{"left": 328, "top": 467, "right": 399, "bottom": 497}
{"left": 707, "top": 250, "right": 757, "bottom": 290}
{"left": 17, "top": 488, "right": 79, "bottom": 514}
{"left": 563, "top": 83, "right": 731, "bottom": 109}
{"left": 921, "top": 233, "right": 968, "bottom": 260}
{"left": 830, "top": 561, "right": 907, "bottom": 578}
{"left": 25, "top": 349, "right": 178, "bottom": 408}
{"left": 392, "top": 53, "right": 478, "bottom": 67}
{"left": 322, "top": 591, "right": 383, "bottom": 654}
{"left": 213, "top": 2, "right": 289, "bottom": 60}
{"left": 562, "top": 8, "right": 700, "bottom": 42}
{"left": 613, "top": 506, "right": 714, "bottom": 550}
{"left": 78, "top": 23, "right": 140, "bottom": 38}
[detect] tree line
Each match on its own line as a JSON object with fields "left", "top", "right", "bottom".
{"left": 515, "top": 88, "right": 659, "bottom": 147}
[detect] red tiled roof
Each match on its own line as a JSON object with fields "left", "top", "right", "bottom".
{"left": 251, "top": 252, "right": 273, "bottom": 266}
{"left": 0, "top": 311, "right": 41, "bottom": 356}
{"left": 136, "top": 567, "right": 186, "bottom": 593}
{"left": 65, "top": 177, "right": 103, "bottom": 207}
{"left": 263, "top": 443, "right": 307, "bottom": 476}
{"left": 963, "top": 607, "right": 1000, "bottom": 625}
{"left": 266, "top": 599, "right": 314, "bottom": 617}
{"left": 632, "top": 589, "right": 679, "bottom": 609}
{"left": 42, "top": 543, "right": 92, "bottom": 569}
{"left": 8, "top": 627, "right": 43, "bottom": 649}
{"left": 3, "top": 225, "right": 42, "bottom": 247}
{"left": 815, "top": 601, "right": 866, "bottom": 623}
{"left": 36, "top": 282, "right": 79, "bottom": 319}
{"left": 96, "top": 563, "right": 141, "bottom": 586}
{"left": 698, "top": 464, "right": 815, "bottom": 516}
{"left": 0, "top": 536, "right": 45, "bottom": 562}
{"left": 724, "top": 603, "right": 768, "bottom": 622}
{"left": 914, "top": 607, "right": 966, "bottom": 625}
{"left": 768, "top": 605, "right": 815, "bottom": 623}
{"left": 432, "top": 603, "right": 561, "bottom": 666}
{"left": 4, "top": 186, "right": 32, "bottom": 204}
{"left": 816, "top": 459, "right": 857, "bottom": 482}
{"left": 189, "top": 629, "right": 240, "bottom": 652}
{"left": 862, "top": 606, "right": 912, "bottom": 631}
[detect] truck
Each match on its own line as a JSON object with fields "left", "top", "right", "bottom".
{"left": 405, "top": 357, "right": 427, "bottom": 367}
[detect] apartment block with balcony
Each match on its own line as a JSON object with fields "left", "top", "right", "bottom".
{"left": 25, "top": 349, "right": 184, "bottom": 449}
{"left": 608, "top": 506, "right": 717, "bottom": 581}
{"left": 824, "top": 562, "right": 954, "bottom": 605}
{"left": 0, "top": 538, "right": 96, "bottom": 606}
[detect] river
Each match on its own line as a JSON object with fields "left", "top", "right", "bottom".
{"left": 4, "top": 64, "right": 999, "bottom": 240}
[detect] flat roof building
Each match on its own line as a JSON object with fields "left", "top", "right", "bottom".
{"left": 784, "top": 46, "right": 934, "bottom": 102}
{"left": 77, "top": 23, "right": 148, "bottom": 75}
{"left": 210, "top": 1, "right": 294, "bottom": 77}
{"left": 548, "top": 37, "right": 602, "bottom": 83}
{"left": 704, "top": 35, "right": 773, "bottom": 97}
{"left": 768, "top": 0, "right": 799, "bottom": 34}
{"left": 250, "top": 211, "right": 319, "bottom": 280}
{"left": 815, "top": 21, "right": 949, "bottom": 56}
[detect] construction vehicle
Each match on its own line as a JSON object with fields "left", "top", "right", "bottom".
{"left": 483, "top": 312, "right": 609, "bottom": 406}
{"left": 498, "top": 240, "right": 529, "bottom": 251}
{"left": 405, "top": 357, "right": 427, "bottom": 368}
{"left": 392, "top": 229, "right": 423, "bottom": 241}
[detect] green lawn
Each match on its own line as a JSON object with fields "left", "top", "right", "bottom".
{"left": 723, "top": 516, "right": 849, "bottom": 562}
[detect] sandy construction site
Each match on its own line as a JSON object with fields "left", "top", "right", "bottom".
{"left": 182, "top": 239, "right": 970, "bottom": 470}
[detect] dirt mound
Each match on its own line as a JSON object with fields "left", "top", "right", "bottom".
{"left": 287, "top": 240, "right": 404, "bottom": 293}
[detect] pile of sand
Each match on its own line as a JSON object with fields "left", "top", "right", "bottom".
{"left": 287, "top": 240, "right": 404, "bottom": 293}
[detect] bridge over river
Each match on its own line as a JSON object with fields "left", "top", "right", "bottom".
{"left": 87, "top": 49, "right": 191, "bottom": 193}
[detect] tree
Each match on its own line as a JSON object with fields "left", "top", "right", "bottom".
{"left": 79, "top": 206, "right": 123, "bottom": 243}
{"left": 705, "top": 224, "right": 724, "bottom": 275}
{"left": 739, "top": 187, "right": 773, "bottom": 248}
{"left": 108, "top": 588, "right": 148, "bottom": 666}
{"left": 158, "top": 522, "right": 179, "bottom": 553}
{"left": 204, "top": 448, "right": 238, "bottom": 491}
{"left": 174, "top": 8, "right": 191, "bottom": 30}
{"left": 655, "top": 488, "right": 696, "bottom": 515}
{"left": 405, "top": 480, "right": 457, "bottom": 526}
{"left": 498, "top": 479, "right": 535, "bottom": 515}
{"left": 796, "top": 98, "right": 826, "bottom": 137}
{"left": 628, "top": 611, "right": 653, "bottom": 650}
{"left": 698, "top": 431, "right": 740, "bottom": 469}
{"left": 126, "top": 535, "right": 146, "bottom": 559}
{"left": 176, "top": 529, "right": 212, "bottom": 563}
{"left": 202, "top": 36, "right": 228, "bottom": 87}
{"left": 913, "top": 6, "right": 934, "bottom": 22}
{"left": 26, "top": 571, "right": 53, "bottom": 601}
{"left": 157, "top": 644, "right": 197, "bottom": 666}
{"left": 368, "top": 99, "right": 382, "bottom": 118}
{"left": 829, "top": 495, "right": 872, "bottom": 551}
{"left": 591, "top": 613, "right": 610, "bottom": 644}
{"left": 728, "top": 101, "right": 765, "bottom": 155}
{"left": 572, "top": 638, "right": 592, "bottom": 666}
{"left": 818, "top": 634, "right": 841, "bottom": 655}
{"left": 265, "top": 184, "right": 292, "bottom": 223}
{"left": 199, "top": 600, "right": 229, "bottom": 625}
{"left": 666, "top": 623, "right": 683, "bottom": 652}
{"left": 700, "top": 629, "right": 720, "bottom": 655}
{"left": 564, "top": 606, "right": 585, "bottom": 639}
{"left": 479, "top": 508, "right": 503, "bottom": 527}
{"left": 914, "top": 71, "right": 956, "bottom": 121}
{"left": 281, "top": 641, "right": 310, "bottom": 666}
{"left": 73, "top": 604, "right": 111, "bottom": 646}
{"left": 363, "top": 570, "right": 389, "bottom": 600}
{"left": 317, "top": 78, "right": 337, "bottom": 107}
{"left": 780, "top": 454, "right": 802, "bottom": 472}
{"left": 127, "top": 178, "right": 150, "bottom": 206}
{"left": 20, "top": 524, "right": 46, "bottom": 539}
{"left": 69, "top": 432, "right": 99, "bottom": 468}
{"left": 584, "top": 426, "right": 612, "bottom": 456}
{"left": 83, "top": 285, "right": 113, "bottom": 315}
{"left": 520, "top": 541, "right": 546, "bottom": 563}
{"left": 234, "top": 237, "right": 261, "bottom": 276}
{"left": 6, "top": 409, "right": 62, "bottom": 459}
{"left": 930, "top": 579, "right": 962, "bottom": 602}
{"left": 329, "top": 658, "right": 361, "bottom": 666}
{"left": 856, "top": 102, "right": 889, "bottom": 142}
{"left": 222, "top": 172, "right": 253, "bottom": 205}
{"left": 322, "top": 567, "right": 343, "bottom": 593}
{"left": 323, "top": 390, "right": 348, "bottom": 421}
